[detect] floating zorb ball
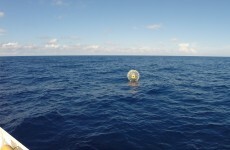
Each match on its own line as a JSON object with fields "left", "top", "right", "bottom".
{"left": 127, "top": 70, "right": 140, "bottom": 82}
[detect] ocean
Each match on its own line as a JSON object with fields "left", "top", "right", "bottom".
{"left": 0, "top": 56, "right": 230, "bottom": 150}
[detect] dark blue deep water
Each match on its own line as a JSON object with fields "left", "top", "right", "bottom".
{"left": 0, "top": 56, "right": 230, "bottom": 150}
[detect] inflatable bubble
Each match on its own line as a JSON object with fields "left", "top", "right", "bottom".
{"left": 127, "top": 70, "right": 140, "bottom": 82}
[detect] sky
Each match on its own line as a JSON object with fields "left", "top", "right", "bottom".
{"left": 0, "top": 0, "right": 230, "bottom": 56}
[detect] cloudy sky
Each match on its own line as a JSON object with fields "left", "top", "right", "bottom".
{"left": 0, "top": 0, "right": 230, "bottom": 56}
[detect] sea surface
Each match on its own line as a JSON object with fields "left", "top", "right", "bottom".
{"left": 0, "top": 56, "right": 230, "bottom": 150}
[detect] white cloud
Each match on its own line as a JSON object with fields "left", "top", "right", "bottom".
{"left": 0, "top": 42, "right": 40, "bottom": 50}
{"left": 85, "top": 45, "right": 100, "bottom": 50}
{"left": 0, "top": 40, "right": 199, "bottom": 56}
{"left": 49, "top": 38, "right": 58, "bottom": 44}
{"left": 171, "top": 38, "right": 179, "bottom": 42}
{"left": 0, "top": 42, "right": 21, "bottom": 49}
{"left": 0, "top": 12, "right": 4, "bottom": 18}
{"left": 178, "top": 43, "right": 196, "bottom": 53}
{"left": 23, "top": 44, "right": 38, "bottom": 49}
{"left": 146, "top": 24, "right": 162, "bottom": 30}
{"left": 45, "top": 38, "right": 60, "bottom": 48}
{"left": 0, "top": 41, "right": 167, "bottom": 56}
{"left": 43, "top": 39, "right": 100, "bottom": 52}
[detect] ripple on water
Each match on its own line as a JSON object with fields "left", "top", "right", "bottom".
{"left": 0, "top": 56, "right": 230, "bottom": 150}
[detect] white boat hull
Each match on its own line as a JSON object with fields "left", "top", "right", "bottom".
{"left": 0, "top": 127, "right": 29, "bottom": 150}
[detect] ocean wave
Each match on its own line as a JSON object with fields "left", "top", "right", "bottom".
{"left": 1, "top": 56, "right": 230, "bottom": 150}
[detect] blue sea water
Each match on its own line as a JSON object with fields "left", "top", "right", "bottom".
{"left": 0, "top": 56, "right": 230, "bottom": 150}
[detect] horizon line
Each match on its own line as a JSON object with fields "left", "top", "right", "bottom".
{"left": 0, "top": 54, "right": 229, "bottom": 58}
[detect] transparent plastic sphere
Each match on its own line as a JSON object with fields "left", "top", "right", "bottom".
{"left": 127, "top": 70, "right": 140, "bottom": 82}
